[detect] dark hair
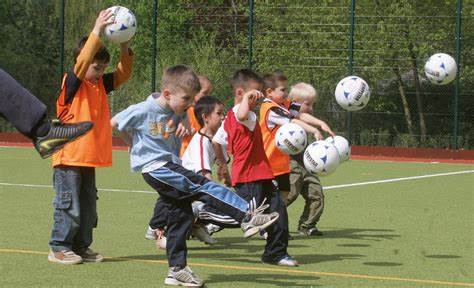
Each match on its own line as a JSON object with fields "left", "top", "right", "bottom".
{"left": 162, "top": 64, "right": 201, "bottom": 95}
{"left": 74, "top": 36, "right": 110, "bottom": 64}
{"left": 231, "top": 68, "right": 263, "bottom": 91}
{"left": 263, "top": 72, "right": 288, "bottom": 94}
{"left": 194, "top": 96, "right": 224, "bottom": 127}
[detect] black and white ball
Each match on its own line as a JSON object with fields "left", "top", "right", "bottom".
{"left": 104, "top": 6, "right": 137, "bottom": 44}
{"left": 335, "top": 76, "right": 370, "bottom": 111}
{"left": 303, "top": 141, "right": 340, "bottom": 176}
{"left": 275, "top": 123, "right": 307, "bottom": 155}
{"left": 424, "top": 53, "right": 457, "bottom": 85}
{"left": 325, "top": 135, "right": 350, "bottom": 162}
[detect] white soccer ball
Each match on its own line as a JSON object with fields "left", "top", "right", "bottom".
{"left": 325, "top": 135, "right": 350, "bottom": 162}
{"left": 424, "top": 53, "right": 457, "bottom": 85}
{"left": 335, "top": 76, "right": 370, "bottom": 111}
{"left": 275, "top": 123, "right": 307, "bottom": 155}
{"left": 303, "top": 141, "right": 340, "bottom": 176}
{"left": 104, "top": 6, "right": 137, "bottom": 44}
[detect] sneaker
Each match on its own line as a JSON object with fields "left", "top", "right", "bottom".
{"left": 145, "top": 226, "right": 158, "bottom": 240}
{"left": 191, "top": 224, "right": 217, "bottom": 245}
{"left": 34, "top": 120, "right": 93, "bottom": 159}
{"left": 48, "top": 249, "right": 83, "bottom": 265}
{"left": 80, "top": 248, "right": 104, "bottom": 263}
{"left": 298, "top": 227, "right": 323, "bottom": 236}
{"left": 258, "top": 229, "right": 268, "bottom": 240}
{"left": 263, "top": 256, "right": 299, "bottom": 267}
{"left": 164, "top": 266, "right": 204, "bottom": 287}
{"left": 241, "top": 197, "right": 279, "bottom": 238}
{"left": 205, "top": 223, "right": 223, "bottom": 235}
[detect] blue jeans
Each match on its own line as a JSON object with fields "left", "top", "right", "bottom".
{"left": 49, "top": 166, "right": 97, "bottom": 254}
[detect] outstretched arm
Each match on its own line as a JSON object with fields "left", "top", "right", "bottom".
{"left": 298, "top": 112, "right": 335, "bottom": 136}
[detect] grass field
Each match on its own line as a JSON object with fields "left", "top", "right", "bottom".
{"left": 1, "top": 146, "right": 473, "bottom": 287}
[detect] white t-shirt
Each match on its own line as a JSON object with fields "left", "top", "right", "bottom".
{"left": 182, "top": 131, "right": 229, "bottom": 174}
{"left": 263, "top": 98, "right": 292, "bottom": 129}
{"left": 213, "top": 104, "right": 256, "bottom": 146}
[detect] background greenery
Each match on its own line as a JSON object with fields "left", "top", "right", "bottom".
{"left": 0, "top": 0, "right": 472, "bottom": 148}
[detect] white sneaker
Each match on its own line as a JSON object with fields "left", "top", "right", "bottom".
{"left": 164, "top": 266, "right": 204, "bottom": 287}
{"left": 48, "top": 250, "right": 83, "bottom": 265}
{"left": 191, "top": 225, "right": 217, "bottom": 245}
{"left": 263, "top": 256, "right": 299, "bottom": 267}
{"left": 145, "top": 226, "right": 158, "bottom": 240}
{"left": 241, "top": 197, "right": 280, "bottom": 238}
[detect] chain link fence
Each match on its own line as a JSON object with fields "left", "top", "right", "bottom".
{"left": 1, "top": 0, "right": 472, "bottom": 149}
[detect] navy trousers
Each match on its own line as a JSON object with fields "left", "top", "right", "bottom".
{"left": 0, "top": 69, "right": 47, "bottom": 138}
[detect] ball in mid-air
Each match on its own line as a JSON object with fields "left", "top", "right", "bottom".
{"left": 424, "top": 53, "right": 457, "bottom": 85}
{"left": 325, "top": 135, "right": 350, "bottom": 162}
{"left": 275, "top": 123, "right": 307, "bottom": 155}
{"left": 303, "top": 141, "right": 340, "bottom": 176}
{"left": 335, "top": 76, "right": 370, "bottom": 111}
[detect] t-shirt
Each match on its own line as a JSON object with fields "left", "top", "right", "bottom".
{"left": 181, "top": 131, "right": 229, "bottom": 174}
{"left": 214, "top": 104, "right": 274, "bottom": 186}
{"left": 112, "top": 93, "right": 183, "bottom": 172}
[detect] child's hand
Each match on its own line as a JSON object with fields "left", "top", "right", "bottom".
{"left": 313, "top": 129, "right": 323, "bottom": 141}
{"left": 92, "top": 9, "right": 115, "bottom": 36}
{"left": 320, "top": 122, "right": 335, "bottom": 136}
{"left": 175, "top": 123, "right": 190, "bottom": 138}
{"left": 217, "top": 164, "right": 232, "bottom": 187}
{"left": 244, "top": 90, "right": 264, "bottom": 105}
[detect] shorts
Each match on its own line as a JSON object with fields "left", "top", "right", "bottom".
{"left": 274, "top": 173, "right": 290, "bottom": 191}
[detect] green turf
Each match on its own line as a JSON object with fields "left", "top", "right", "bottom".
{"left": 1, "top": 146, "right": 473, "bottom": 287}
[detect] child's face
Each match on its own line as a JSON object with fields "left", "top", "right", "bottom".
{"left": 298, "top": 99, "right": 315, "bottom": 114}
{"left": 205, "top": 103, "right": 225, "bottom": 132}
{"left": 268, "top": 85, "right": 287, "bottom": 104}
{"left": 168, "top": 90, "right": 194, "bottom": 116}
{"left": 85, "top": 60, "right": 108, "bottom": 84}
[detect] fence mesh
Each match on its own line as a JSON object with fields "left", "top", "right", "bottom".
{"left": 0, "top": 0, "right": 472, "bottom": 149}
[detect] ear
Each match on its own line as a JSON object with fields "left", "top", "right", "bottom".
{"left": 202, "top": 113, "right": 208, "bottom": 123}
{"left": 162, "top": 89, "right": 171, "bottom": 100}
{"left": 265, "top": 88, "right": 273, "bottom": 96}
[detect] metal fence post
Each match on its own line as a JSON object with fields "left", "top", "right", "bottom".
{"left": 248, "top": 0, "right": 254, "bottom": 69}
{"left": 453, "top": 0, "right": 462, "bottom": 149}
{"left": 347, "top": 0, "right": 356, "bottom": 143}
{"left": 151, "top": 0, "right": 158, "bottom": 93}
{"left": 59, "top": 0, "right": 65, "bottom": 81}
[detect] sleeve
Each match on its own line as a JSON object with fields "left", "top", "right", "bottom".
{"left": 74, "top": 33, "right": 103, "bottom": 80}
{"left": 112, "top": 48, "right": 134, "bottom": 90}
{"left": 288, "top": 101, "right": 301, "bottom": 118}
{"left": 267, "top": 107, "right": 291, "bottom": 129}
{"left": 112, "top": 103, "right": 144, "bottom": 132}
{"left": 232, "top": 105, "right": 256, "bottom": 131}
{"left": 213, "top": 122, "right": 228, "bottom": 145}
{"left": 61, "top": 70, "right": 82, "bottom": 105}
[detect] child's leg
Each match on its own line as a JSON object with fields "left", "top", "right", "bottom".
{"left": 49, "top": 167, "right": 82, "bottom": 252}
{"left": 166, "top": 197, "right": 194, "bottom": 267}
{"left": 286, "top": 160, "right": 304, "bottom": 206}
{"left": 299, "top": 173, "right": 324, "bottom": 230}
{"left": 149, "top": 197, "right": 170, "bottom": 229}
{"left": 73, "top": 167, "right": 98, "bottom": 254}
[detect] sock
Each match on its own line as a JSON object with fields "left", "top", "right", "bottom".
{"left": 31, "top": 115, "right": 51, "bottom": 138}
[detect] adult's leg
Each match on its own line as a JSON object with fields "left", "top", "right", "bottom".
{"left": 0, "top": 68, "right": 47, "bottom": 137}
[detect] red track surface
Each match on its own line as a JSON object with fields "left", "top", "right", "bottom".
{"left": 1, "top": 132, "right": 473, "bottom": 164}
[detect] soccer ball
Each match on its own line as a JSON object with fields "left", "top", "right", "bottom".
{"left": 104, "top": 6, "right": 137, "bottom": 44}
{"left": 303, "top": 141, "right": 340, "bottom": 176}
{"left": 275, "top": 123, "right": 307, "bottom": 155}
{"left": 325, "top": 135, "right": 350, "bottom": 162}
{"left": 335, "top": 76, "right": 370, "bottom": 111}
{"left": 424, "top": 53, "right": 457, "bottom": 85}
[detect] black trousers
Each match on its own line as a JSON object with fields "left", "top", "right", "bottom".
{"left": 235, "top": 179, "right": 289, "bottom": 262}
{"left": 143, "top": 162, "right": 248, "bottom": 267}
{"left": 0, "top": 69, "right": 47, "bottom": 138}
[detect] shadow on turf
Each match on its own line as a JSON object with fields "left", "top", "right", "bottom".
{"left": 290, "top": 227, "right": 400, "bottom": 242}
{"left": 206, "top": 273, "right": 322, "bottom": 287}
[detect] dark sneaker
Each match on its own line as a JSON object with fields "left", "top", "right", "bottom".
{"left": 298, "top": 227, "right": 323, "bottom": 236}
{"left": 48, "top": 249, "right": 83, "bottom": 265}
{"left": 164, "top": 266, "right": 204, "bottom": 287}
{"left": 263, "top": 255, "right": 299, "bottom": 267}
{"left": 34, "top": 119, "right": 93, "bottom": 159}
{"left": 79, "top": 248, "right": 104, "bottom": 263}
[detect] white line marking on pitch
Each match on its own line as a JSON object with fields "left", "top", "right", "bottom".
{"left": 0, "top": 170, "right": 473, "bottom": 194}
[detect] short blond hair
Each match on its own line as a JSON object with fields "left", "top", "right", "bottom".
{"left": 162, "top": 65, "right": 201, "bottom": 95}
{"left": 289, "top": 82, "right": 317, "bottom": 103}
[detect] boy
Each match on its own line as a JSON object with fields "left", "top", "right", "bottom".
{"left": 0, "top": 68, "right": 93, "bottom": 159}
{"left": 112, "top": 65, "right": 279, "bottom": 287}
{"left": 285, "top": 82, "right": 334, "bottom": 236}
{"left": 48, "top": 9, "right": 133, "bottom": 265}
{"left": 213, "top": 69, "right": 298, "bottom": 267}
{"left": 179, "top": 75, "right": 213, "bottom": 156}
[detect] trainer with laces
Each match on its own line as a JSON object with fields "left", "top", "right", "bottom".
{"left": 165, "top": 266, "right": 204, "bottom": 287}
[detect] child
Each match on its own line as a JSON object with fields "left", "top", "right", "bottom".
{"left": 285, "top": 82, "right": 334, "bottom": 236}
{"left": 112, "top": 65, "right": 279, "bottom": 287}
{"left": 213, "top": 69, "right": 298, "bottom": 267}
{"left": 48, "top": 9, "right": 133, "bottom": 265}
{"left": 179, "top": 75, "right": 213, "bottom": 156}
{"left": 259, "top": 73, "right": 325, "bottom": 202}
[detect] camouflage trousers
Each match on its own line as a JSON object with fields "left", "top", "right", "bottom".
{"left": 285, "top": 159, "right": 324, "bottom": 230}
